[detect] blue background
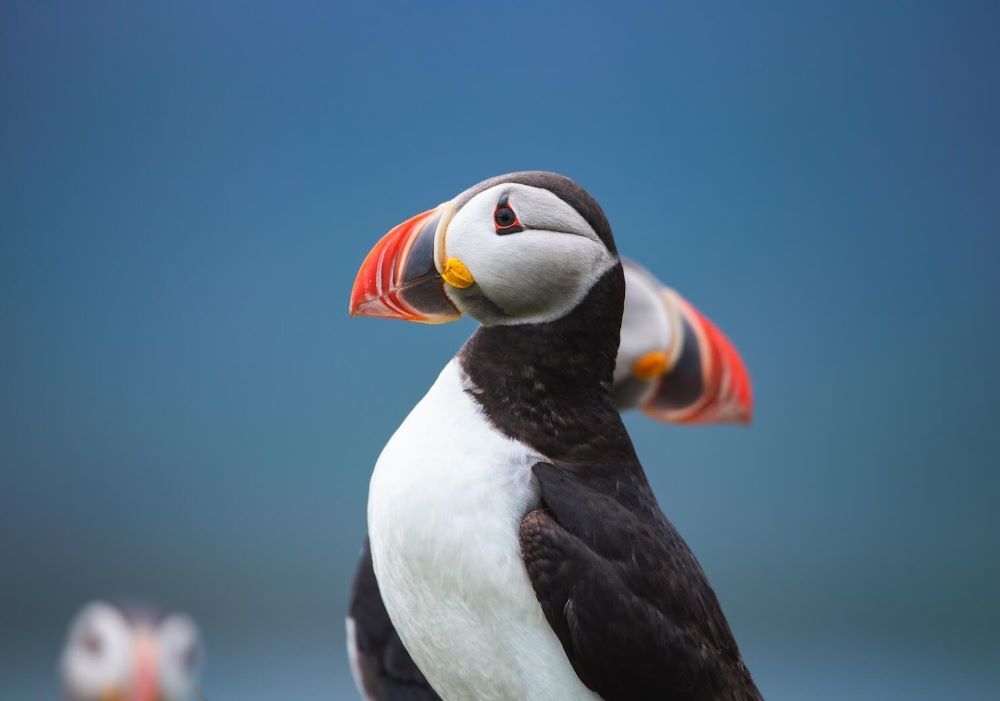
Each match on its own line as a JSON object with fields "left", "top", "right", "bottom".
{"left": 2, "top": 1, "right": 998, "bottom": 698}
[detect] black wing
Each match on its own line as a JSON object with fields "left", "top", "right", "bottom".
{"left": 519, "top": 462, "right": 763, "bottom": 701}
{"left": 347, "top": 539, "right": 442, "bottom": 701}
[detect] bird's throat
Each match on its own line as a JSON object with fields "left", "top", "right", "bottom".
{"left": 458, "top": 267, "right": 634, "bottom": 464}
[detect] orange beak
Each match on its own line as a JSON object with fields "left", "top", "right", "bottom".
{"left": 131, "top": 630, "right": 158, "bottom": 701}
{"left": 642, "top": 290, "right": 753, "bottom": 425}
{"left": 349, "top": 206, "right": 460, "bottom": 324}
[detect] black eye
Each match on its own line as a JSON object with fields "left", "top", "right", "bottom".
{"left": 493, "top": 195, "right": 523, "bottom": 235}
{"left": 80, "top": 627, "right": 103, "bottom": 656}
{"left": 181, "top": 641, "right": 201, "bottom": 671}
{"left": 495, "top": 206, "right": 516, "bottom": 227}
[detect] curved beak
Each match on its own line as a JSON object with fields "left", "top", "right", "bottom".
{"left": 641, "top": 289, "right": 753, "bottom": 424}
{"left": 349, "top": 205, "right": 460, "bottom": 323}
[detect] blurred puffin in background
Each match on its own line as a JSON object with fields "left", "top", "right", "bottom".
{"left": 614, "top": 259, "right": 751, "bottom": 425}
{"left": 346, "top": 257, "right": 752, "bottom": 700}
{"left": 348, "top": 172, "right": 761, "bottom": 700}
{"left": 61, "top": 601, "right": 203, "bottom": 701}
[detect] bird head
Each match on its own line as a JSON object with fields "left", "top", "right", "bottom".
{"left": 60, "top": 602, "right": 202, "bottom": 701}
{"left": 349, "top": 171, "right": 618, "bottom": 327}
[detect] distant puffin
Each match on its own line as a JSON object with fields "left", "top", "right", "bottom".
{"left": 614, "top": 259, "right": 752, "bottom": 425}
{"left": 61, "top": 601, "right": 203, "bottom": 701}
{"left": 346, "top": 258, "right": 753, "bottom": 700}
{"left": 349, "top": 172, "right": 762, "bottom": 700}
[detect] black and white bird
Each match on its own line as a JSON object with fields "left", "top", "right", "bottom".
{"left": 60, "top": 601, "right": 203, "bottom": 701}
{"left": 346, "top": 256, "right": 753, "bottom": 700}
{"left": 348, "top": 172, "right": 761, "bottom": 701}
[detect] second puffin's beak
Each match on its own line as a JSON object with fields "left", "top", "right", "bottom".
{"left": 130, "top": 630, "right": 158, "bottom": 701}
{"left": 641, "top": 290, "right": 753, "bottom": 424}
{"left": 349, "top": 205, "right": 462, "bottom": 323}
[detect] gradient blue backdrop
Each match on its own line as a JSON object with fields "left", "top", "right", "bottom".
{"left": 2, "top": 1, "right": 998, "bottom": 699}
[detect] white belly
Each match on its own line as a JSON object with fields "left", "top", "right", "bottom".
{"left": 368, "top": 360, "right": 600, "bottom": 701}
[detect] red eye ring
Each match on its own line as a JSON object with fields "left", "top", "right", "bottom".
{"left": 493, "top": 195, "right": 524, "bottom": 235}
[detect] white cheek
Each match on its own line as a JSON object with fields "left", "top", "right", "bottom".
{"left": 63, "top": 647, "right": 132, "bottom": 698}
{"left": 443, "top": 182, "right": 616, "bottom": 324}
{"left": 61, "top": 605, "right": 133, "bottom": 698}
{"left": 471, "top": 232, "right": 613, "bottom": 321}
{"left": 157, "top": 615, "right": 202, "bottom": 700}
{"left": 615, "top": 264, "right": 674, "bottom": 384}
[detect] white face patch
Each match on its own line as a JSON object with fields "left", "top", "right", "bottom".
{"left": 441, "top": 183, "right": 617, "bottom": 325}
{"left": 61, "top": 602, "right": 134, "bottom": 699}
{"left": 157, "top": 614, "right": 202, "bottom": 700}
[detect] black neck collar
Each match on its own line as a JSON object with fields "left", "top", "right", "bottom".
{"left": 458, "top": 265, "right": 637, "bottom": 465}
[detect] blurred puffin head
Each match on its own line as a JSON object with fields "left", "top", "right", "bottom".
{"left": 60, "top": 601, "right": 202, "bottom": 701}
{"left": 614, "top": 260, "right": 752, "bottom": 424}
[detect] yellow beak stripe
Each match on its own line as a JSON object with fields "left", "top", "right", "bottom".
{"left": 99, "top": 688, "right": 126, "bottom": 701}
{"left": 442, "top": 257, "right": 475, "bottom": 289}
{"left": 633, "top": 350, "right": 669, "bottom": 380}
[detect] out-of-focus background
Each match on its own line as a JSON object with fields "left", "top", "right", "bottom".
{"left": 2, "top": 2, "right": 998, "bottom": 699}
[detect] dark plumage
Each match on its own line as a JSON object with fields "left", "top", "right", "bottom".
{"left": 521, "top": 462, "right": 760, "bottom": 700}
{"left": 461, "top": 263, "right": 761, "bottom": 700}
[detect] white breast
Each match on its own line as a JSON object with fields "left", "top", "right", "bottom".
{"left": 368, "top": 360, "right": 601, "bottom": 701}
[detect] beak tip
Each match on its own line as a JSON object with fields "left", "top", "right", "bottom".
{"left": 347, "top": 292, "right": 363, "bottom": 317}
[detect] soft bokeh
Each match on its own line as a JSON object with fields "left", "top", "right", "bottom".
{"left": 2, "top": 2, "right": 998, "bottom": 699}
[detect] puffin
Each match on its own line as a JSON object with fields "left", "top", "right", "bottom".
{"left": 346, "top": 258, "right": 753, "bottom": 700}
{"left": 60, "top": 601, "right": 203, "bottom": 701}
{"left": 613, "top": 259, "right": 752, "bottom": 425}
{"left": 348, "top": 172, "right": 762, "bottom": 701}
